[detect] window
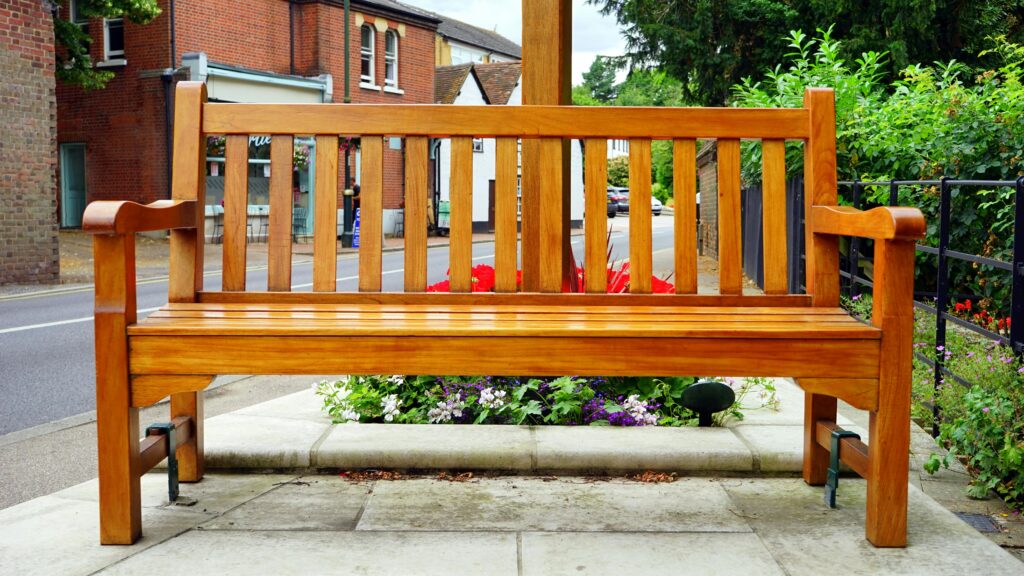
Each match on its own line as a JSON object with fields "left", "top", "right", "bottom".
{"left": 384, "top": 30, "right": 398, "bottom": 88}
{"left": 472, "top": 138, "right": 484, "bottom": 153}
{"left": 70, "top": 0, "right": 88, "bottom": 27}
{"left": 104, "top": 18, "right": 124, "bottom": 60}
{"left": 360, "top": 25, "right": 375, "bottom": 85}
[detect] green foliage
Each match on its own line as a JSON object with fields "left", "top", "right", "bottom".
{"left": 581, "top": 55, "right": 620, "bottom": 103}
{"left": 590, "top": 0, "right": 1024, "bottom": 104}
{"left": 734, "top": 31, "right": 1024, "bottom": 315}
{"left": 55, "top": 0, "right": 161, "bottom": 90}
{"left": 607, "top": 156, "right": 629, "bottom": 187}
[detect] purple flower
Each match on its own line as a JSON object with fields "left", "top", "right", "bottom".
{"left": 982, "top": 407, "right": 990, "bottom": 413}
{"left": 936, "top": 345, "right": 945, "bottom": 352}
{"left": 852, "top": 294, "right": 861, "bottom": 301}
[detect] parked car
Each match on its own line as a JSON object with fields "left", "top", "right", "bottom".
{"left": 606, "top": 191, "right": 617, "bottom": 218}
{"left": 607, "top": 186, "right": 662, "bottom": 216}
{"left": 651, "top": 196, "right": 663, "bottom": 217}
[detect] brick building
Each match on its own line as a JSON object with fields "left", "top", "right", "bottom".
{"left": 1, "top": 0, "right": 59, "bottom": 284}
{"left": 56, "top": 0, "right": 440, "bottom": 236}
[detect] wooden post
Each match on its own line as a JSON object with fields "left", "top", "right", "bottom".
{"left": 803, "top": 88, "right": 839, "bottom": 307}
{"left": 521, "top": 0, "right": 571, "bottom": 291}
{"left": 94, "top": 234, "right": 141, "bottom": 544}
{"left": 866, "top": 238, "right": 915, "bottom": 547}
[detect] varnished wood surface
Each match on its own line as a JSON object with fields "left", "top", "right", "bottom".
{"left": 203, "top": 104, "right": 812, "bottom": 140}
{"left": 404, "top": 137, "right": 429, "bottom": 292}
{"left": 584, "top": 139, "right": 608, "bottom": 294}
{"left": 82, "top": 200, "right": 197, "bottom": 235}
{"left": 814, "top": 419, "right": 869, "bottom": 478}
{"left": 267, "top": 136, "right": 293, "bottom": 291}
{"left": 761, "top": 139, "right": 788, "bottom": 294}
{"left": 359, "top": 136, "right": 383, "bottom": 292}
{"left": 131, "top": 375, "right": 213, "bottom": 408}
{"left": 313, "top": 134, "right": 339, "bottom": 292}
{"left": 811, "top": 205, "right": 926, "bottom": 241}
{"left": 629, "top": 139, "right": 653, "bottom": 294}
{"left": 168, "top": 81, "right": 206, "bottom": 304}
{"left": 797, "top": 378, "right": 878, "bottom": 412}
{"left": 717, "top": 139, "right": 742, "bottom": 295}
{"left": 129, "top": 335, "right": 880, "bottom": 379}
{"left": 674, "top": 139, "right": 697, "bottom": 294}
{"left": 804, "top": 88, "right": 840, "bottom": 307}
{"left": 494, "top": 137, "right": 519, "bottom": 293}
{"left": 222, "top": 135, "right": 248, "bottom": 292}
{"left": 538, "top": 138, "right": 564, "bottom": 293}
{"left": 449, "top": 137, "right": 474, "bottom": 292}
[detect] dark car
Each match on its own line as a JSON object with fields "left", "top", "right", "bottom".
{"left": 607, "top": 186, "right": 629, "bottom": 213}
{"left": 606, "top": 191, "right": 617, "bottom": 218}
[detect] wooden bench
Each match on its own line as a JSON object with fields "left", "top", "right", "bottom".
{"left": 84, "top": 82, "right": 925, "bottom": 547}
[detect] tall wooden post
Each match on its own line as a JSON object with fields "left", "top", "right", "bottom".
{"left": 521, "top": 0, "right": 572, "bottom": 291}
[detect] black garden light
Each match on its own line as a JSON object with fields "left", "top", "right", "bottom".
{"left": 681, "top": 379, "right": 736, "bottom": 427}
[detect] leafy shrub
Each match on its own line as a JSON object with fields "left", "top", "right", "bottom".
{"left": 607, "top": 156, "right": 630, "bottom": 187}
{"left": 315, "top": 375, "right": 779, "bottom": 427}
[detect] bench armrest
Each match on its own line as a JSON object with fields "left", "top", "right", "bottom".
{"left": 83, "top": 200, "right": 197, "bottom": 235}
{"left": 811, "top": 205, "right": 925, "bottom": 241}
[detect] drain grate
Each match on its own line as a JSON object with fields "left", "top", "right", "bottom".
{"left": 954, "top": 512, "right": 1001, "bottom": 533}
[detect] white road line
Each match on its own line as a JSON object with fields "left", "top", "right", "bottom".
{"left": 0, "top": 307, "right": 162, "bottom": 335}
{"left": 290, "top": 254, "right": 497, "bottom": 289}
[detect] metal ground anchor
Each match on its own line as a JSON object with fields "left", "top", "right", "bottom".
{"left": 824, "top": 428, "right": 861, "bottom": 508}
{"left": 145, "top": 422, "right": 179, "bottom": 502}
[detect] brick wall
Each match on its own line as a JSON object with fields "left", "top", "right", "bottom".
{"left": 697, "top": 146, "right": 718, "bottom": 259}
{"left": 1, "top": 0, "right": 58, "bottom": 284}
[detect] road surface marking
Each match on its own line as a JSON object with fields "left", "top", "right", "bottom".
{"left": 0, "top": 306, "right": 161, "bottom": 335}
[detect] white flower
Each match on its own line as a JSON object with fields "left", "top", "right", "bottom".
{"left": 478, "top": 387, "right": 506, "bottom": 409}
{"left": 338, "top": 406, "right": 359, "bottom": 422}
{"left": 381, "top": 394, "right": 402, "bottom": 422}
{"left": 387, "top": 375, "right": 404, "bottom": 385}
{"left": 428, "top": 394, "right": 465, "bottom": 423}
{"left": 622, "top": 394, "right": 659, "bottom": 426}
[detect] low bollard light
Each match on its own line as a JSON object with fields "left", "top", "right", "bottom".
{"left": 681, "top": 379, "right": 736, "bottom": 427}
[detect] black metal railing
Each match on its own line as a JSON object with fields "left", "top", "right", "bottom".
{"left": 836, "top": 178, "right": 1024, "bottom": 436}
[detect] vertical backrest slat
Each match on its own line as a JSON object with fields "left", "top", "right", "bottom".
{"left": 449, "top": 137, "right": 473, "bottom": 292}
{"left": 804, "top": 88, "right": 839, "bottom": 306}
{"left": 539, "top": 138, "right": 564, "bottom": 292}
{"left": 717, "top": 138, "right": 742, "bottom": 295}
{"left": 359, "top": 136, "right": 383, "bottom": 292}
{"left": 584, "top": 139, "right": 608, "bottom": 293}
{"left": 268, "top": 135, "right": 293, "bottom": 291}
{"left": 403, "top": 136, "right": 428, "bottom": 292}
{"left": 222, "top": 134, "right": 248, "bottom": 292}
{"left": 629, "top": 138, "right": 652, "bottom": 294}
{"left": 494, "top": 137, "right": 519, "bottom": 292}
{"left": 313, "top": 134, "right": 338, "bottom": 292}
{"left": 761, "top": 139, "right": 788, "bottom": 294}
{"left": 169, "top": 82, "right": 206, "bottom": 303}
{"left": 673, "top": 138, "right": 697, "bottom": 294}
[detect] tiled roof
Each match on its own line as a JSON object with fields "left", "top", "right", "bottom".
{"left": 436, "top": 16, "right": 521, "bottom": 59}
{"left": 353, "top": 0, "right": 441, "bottom": 26}
{"left": 473, "top": 61, "right": 521, "bottom": 105}
{"left": 434, "top": 63, "right": 474, "bottom": 104}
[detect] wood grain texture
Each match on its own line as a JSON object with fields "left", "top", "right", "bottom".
{"left": 169, "top": 82, "right": 206, "bottom": 304}
{"left": 865, "top": 238, "right": 917, "bottom": 547}
{"left": 539, "top": 138, "right": 564, "bottom": 293}
{"left": 811, "top": 205, "right": 926, "bottom": 241}
{"left": 802, "top": 391, "right": 837, "bottom": 485}
{"left": 93, "top": 234, "right": 141, "bottom": 544}
{"left": 359, "top": 136, "right": 383, "bottom": 292}
{"left": 629, "top": 139, "right": 653, "bottom": 293}
{"left": 804, "top": 88, "right": 839, "bottom": 307}
{"left": 130, "top": 335, "right": 880, "bottom": 379}
{"left": 797, "top": 378, "right": 878, "bottom": 412}
{"left": 203, "top": 104, "right": 812, "bottom": 140}
{"left": 171, "top": 391, "right": 204, "bottom": 482}
{"left": 222, "top": 135, "right": 248, "bottom": 292}
{"left": 495, "top": 137, "right": 519, "bottom": 292}
{"left": 520, "top": 139, "right": 540, "bottom": 293}
{"left": 313, "top": 134, "right": 339, "bottom": 292}
{"left": 82, "top": 200, "right": 197, "bottom": 235}
{"left": 584, "top": 139, "right": 608, "bottom": 294}
{"left": 815, "top": 420, "right": 870, "bottom": 478}
{"left": 674, "top": 139, "right": 697, "bottom": 294}
{"left": 268, "top": 136, "right": 293, "bottom": 291}
{"left": 404, "top": 137, "right": 429, "bottom": 292}
{"left": 717, "top": 139, "right": 742, "bottom": 295}
{"left": 762, "top": 139, "right": 788, "bottom": 294}
{"left": 450, "top": 137, "right": 474, "bottom": 292}
{"left": 131, "top": 375, "right": 214, "bottom": 408}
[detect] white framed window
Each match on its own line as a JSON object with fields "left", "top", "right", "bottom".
{"left": 360, "top": 25, "right": 375, "bottom": 85}
{"left": 103, "top": 18, "right": 125, "bottom": 60}
{"left": 472, "top": 138, "right": 484, "bottom": 153}
{"left": 384, "top": 30, "right": 398, "bottom": 88}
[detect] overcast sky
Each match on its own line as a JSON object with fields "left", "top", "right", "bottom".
{"left": 404, "top": 0, "right": 627, "bottom": 85}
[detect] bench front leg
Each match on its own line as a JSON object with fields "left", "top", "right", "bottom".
{"left": 94, "top": 234, "right": 142, "bottom": 544}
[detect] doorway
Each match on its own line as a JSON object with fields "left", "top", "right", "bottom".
{"left": 60, "top": 143, "right": 87, "bottom": 228}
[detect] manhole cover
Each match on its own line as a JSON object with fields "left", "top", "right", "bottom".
{"left": 954, "top": 512, "right": 1000, "bottom": 533}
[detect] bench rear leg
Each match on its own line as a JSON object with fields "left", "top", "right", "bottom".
{"left": 801, "top": 390, "right": 836, "bottom": 485}
{"left": 171, "top": 391, "right": 205, "bottom": 482}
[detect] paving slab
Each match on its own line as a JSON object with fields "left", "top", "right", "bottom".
{"left": 720, "top": 478, "right": 1023, "bottom": 576}
{"left": 201, "top": 476, "right": 370, "bottom": 530}
{"left": 231, "top": 387, "right": 329, "bottom": 422}
{"left": 97, "top": 530, "right": 520, "bottom": 576}
{"left": 521, "top": 532, "right": 786, "bottom": 576}
{"left": 732, "top": 424, "right": 804, "bottom": 472}
{"left": 315, "top": 423, "right": 534, "bottom": 470}
{"left": 356, "top": 477, "right": 751, "bottom": 533}
{"left": 534, "top": 425, "right": 753, "bottom": 473}
{"left": 203, "top": 413, "right": 330, "bottom": 468}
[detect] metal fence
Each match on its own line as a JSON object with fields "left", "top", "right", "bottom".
{"left": 838, "top": 178, "right": 1024, "bottom": 436}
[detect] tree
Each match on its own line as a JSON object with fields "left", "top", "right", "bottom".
{"left": 54, "top": 0, "right": 161, "bottom": 90}
{"left": 607, "top": 156, "right": 629, "bottom": 187}
{"left": 591, "top": 0, "right": 1024, "bottom": 104}
{"left": 580, "top": 56, "right": 620, "bottom": 103}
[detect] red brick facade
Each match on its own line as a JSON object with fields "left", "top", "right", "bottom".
{"left": 1, "top": 0, "right": 58, "bottom": 283}
{"left": 56, "top": 0, "right": 438, "bottom": 226}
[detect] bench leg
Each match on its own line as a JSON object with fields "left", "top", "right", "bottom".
{"left": 171, "top": 391, "right": 204, "bottom": 482}
{"left": 865, "top": 359, "right": 911, "bottom": 547}
{"left": 801, "top": 390, "right": 836, "bottom": 485}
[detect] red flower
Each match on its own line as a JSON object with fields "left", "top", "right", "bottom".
{"left": 471, "top": 264, "right": 496, "bottom": 292}
{"left": 965, "top": 299, "right": 972, "bottom": 311}
{"left": 426, "top": 280, "right": 450, "bottom": 292}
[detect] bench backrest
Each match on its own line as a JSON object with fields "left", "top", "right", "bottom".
{"left": 169, "top": 82, "right": 837, "bottom": 306}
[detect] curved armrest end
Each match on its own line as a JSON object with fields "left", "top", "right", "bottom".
{"left": 811, "top": 205, "right": 925, "bottom": 241}
{"left": 83, "top": 200, "right": 197, "bottom": 235}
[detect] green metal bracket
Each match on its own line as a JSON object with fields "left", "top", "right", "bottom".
{"left": 146, "top": 422, "right": 179, "bottom": 502}
{"left": 824, "top": 428, "right": 860, "bottom": 508}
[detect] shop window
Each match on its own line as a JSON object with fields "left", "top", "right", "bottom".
{"left": 384, "top": 30, "right": 399, "bottom": 89}
{"left": 104, "top": 18, "right": 124, "bottom": 60}
{"left": 360, "top": 25, "right": 375, "bottom": 86}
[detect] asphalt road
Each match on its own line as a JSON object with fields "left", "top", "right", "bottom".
{"left": 0, "top": 215, "right": 675, "bottom": 437}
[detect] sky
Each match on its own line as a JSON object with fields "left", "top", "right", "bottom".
{"left": 403, "top": 0, "right": 628, "bottom": 85}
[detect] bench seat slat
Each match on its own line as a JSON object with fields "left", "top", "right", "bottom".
{"left": 166, "top": 302, "right": 847, "bottom": 314}
{"left": 196, "top": 292, "right": 815, "bottom": 307}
